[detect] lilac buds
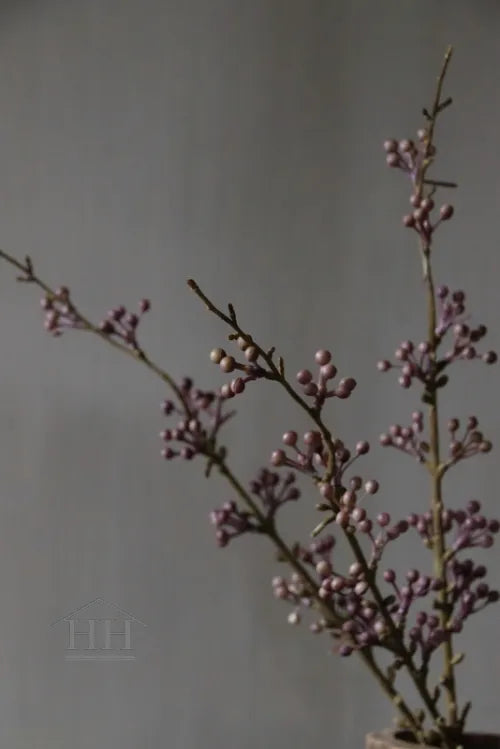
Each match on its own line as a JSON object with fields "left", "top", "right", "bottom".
{"left": 296, "top": 350, "right": 356, "bottom": 407}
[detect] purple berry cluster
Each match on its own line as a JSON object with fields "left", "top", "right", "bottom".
{"left": 249, "top": 468, "right": 300, "bottom": 518}
{"left": 210, "top": 500, "right": 257, "bottom": 547}
{"left": 270, "top": 429, "right": 371, "bottom": 484}
{"left": 98, "top": 299, "right": 151, "bottom": 349}
{"left": 384, "top": 133, "right": 454, "bottom": 246}
{"left": 435, "top": 286, "right": 497, "bottom": 364}
{"left": 160, "top": 377, "right": 234, "bottom": 461}
{"left": 405, "top": 499, "right": 499, "bottom": 554}
{"left": 210, "top": 469, "right": 300, "bottom": 546}
{"left": 296, "top": 350, "right": 356, "bottom": 409}
{"left": 209, "top": 340, "right": 266, "bottom": 398}
{"left": 41, "top": 286, "right": 151, "bottom": 352}
{"left": 446, "top": 416, "right": 492, "bottom": 464}
{"left": 41, "top": 287, "right": 86, "bottom": 335}
{"left": 379, "top": 411, "right": 429, "bottom": 462}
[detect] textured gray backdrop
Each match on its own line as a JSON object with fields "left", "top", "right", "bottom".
{"left": 0, "top": 1, "right": 499, "bottom": 747}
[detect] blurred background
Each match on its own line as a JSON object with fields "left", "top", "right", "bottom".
{"left": 0, "top": 1, "right": 499, "bottom": 747}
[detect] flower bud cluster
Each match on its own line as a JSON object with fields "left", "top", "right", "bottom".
{"left": 271, "top": 429, "right": 324, "bottom": 474}
{"left": 434, "top": 286, "right": 497, "bottom": 366}
{"left": 272, "top": 536, "right": 333, "bottom": 629}
{"left": 384, "top": 568, "right": 443, "bottom": 631}
{"left": 379, "top": 411, "right": 429, "bottom": 462}
{"left": 209, "top": 340, "right": 266, "bottom": 399}
{"left": 271, "top": 430, "right": 372, "bottom": 483}
{"left": 447, "top": 558, "right": 499, "bottom": 633}
{"left": 384, "top": 133, "right": 454, "bottom": 246}
{"left": 210, "top": 500, "right": 257, "bottom": 547}
{"left": 406, "top": 500, "right": 499, "bottom": 554}
{"left": 296, "top": 350, "right": 356, "bottom": 407}
{"left": 41, "top": 287, "right": 86, "bottom": 335}
{"left": 98, "top": 298, "right": 151, "bottom": 349}
{"left": 377, "top": 340, "right": 435, "bottom": 390}
{"left": 446, "top": 416, "right": 492, "bottom": 464}
{"left": 160, "top": 378, "right": 234, "bottom": 461}
{"left": 249, "top": 468, "right": 300, "bottom": 519}
{"left": 319, "top": 475, "right": 380, "bottom": 536}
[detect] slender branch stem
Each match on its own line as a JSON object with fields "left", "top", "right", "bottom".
{"left": 188, "top": 277, "right": 458, "bottom": 745}
{"left": 424, "top": 258, "right": 458, "bottom": 726}
{"left": 412, "top": 44, "right": 459, "bottom": 731}
{"left": 0, "top": 247, "right": 424, "bottom": 740}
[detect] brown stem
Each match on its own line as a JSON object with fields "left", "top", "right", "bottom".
{"left": 0, "top": 247, "right": 425, "bottom": 739}
{"left": 188, "top": 277, "right": 457, "bottom": 744}
{"left": 412, "top": 44, "right": 459, "bottom": 732}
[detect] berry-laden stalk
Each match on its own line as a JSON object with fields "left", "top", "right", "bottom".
{"left": 424, "top": 252, "right": 458, "bottom": 729}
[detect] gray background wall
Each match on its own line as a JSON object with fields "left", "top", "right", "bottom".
{"left": 0, "top": 1, "right": 499, "bottom": 747}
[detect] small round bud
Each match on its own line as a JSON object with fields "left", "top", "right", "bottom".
{"left": 304, "top": 430, "right": 322, "bottom": 448}
{"left": 440, "top": 204, "right": 454, "bottom": 220}
{"left": 351, "top": 507, "right": 366, "bottom": 523}
{"left": 403, "top": 214, "right": 415, "bottom": 228}
{"left": 271, "top": 449, "right": 286, "bottom": 467}
{"left": 210, "top": 347, "right": 225, "bottom": 364}
{"left": 296, "top": 369, "right": 313, "bottom": 385}
{"left": 383, "top": 139, "right": 398, "bottom": 153}
{"left": 161, "top": 400, "right": 175, "bottom": 415}
{"left": 320, "top": 363, "right": 337, "bottom": 380}
{"left": 231, "top": 377, "right": 245, "bottom": 394}
{"left": 139, "top": 298, "right": 151, "bottom": 313}
{"left": 245, "top": 346, "right": 259, "bottom": 362}
{"left": 303, "top": 382, "right": 318, "bottom": 397}
{"left": 287, "top": 611, "right": 300, "bottom": 626}
{"left": 364, "top": 479, "right": 379, "bottom": 495}
{"left": 377, "top": 512, "right": 390, "bottom": 527}
{"left": 483, "top": 351, "right": 497, "bottom": 364}
{"left": 467, "top": 499, "right": 481, "bottom": 515}
{"left": 336, "top": 510, "right": 350, "bottom": 528}
{"left": 480, "top": 535, "right": 494, "bottom": 548}
{"left": 237, "top": 336, "right": 249, "bottom": 351}
{"left": 342, "top": 490, "right": 356, "bottom": 510}
{"left": 386, "top": 153, "right": 399, "bottom": 167}
{"left": 316, "top": 560, "right": 331, "bottom": 578}
{"left": 338, "top": 644, "right": 353, "bottom": 656}
{"left": 99, "top": 320, "right": 115, "bottom": 335}
{"left": 377, "top": 360, "right": 391, "bottom": 372}
{"left": 420, "top": 197, "right": 434, "bottom": 213}
{"left": 315, "top": 349, "right": 331, "bottom": 365}
{"left": 319, "top": 482, "right": 334, "bottom": 500}
{"left": 437, "top": 285, "right": 449, "bottom": 299}
{"left": 358, "top": 519, "right": 372, "bottom": 533}
{"left": 384, "top": 569, "right": 396, "bottom": 584}
{"left": 282, "top": 431, "right": 298, "bottom": 446}
{"left": 356, "top": 440, "right": 370, "bottom": 455}
{"left": 220, "top": 356, "right": 236, "bottom": 373}
{"left": 399, "top": 139, "right": 414, "bottom": 153}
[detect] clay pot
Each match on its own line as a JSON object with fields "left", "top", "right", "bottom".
{"left": 366, "top": 730, "right": 500, "bottom": 749}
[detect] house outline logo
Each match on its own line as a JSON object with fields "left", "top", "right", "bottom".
{"left": 51, "top": 597, "right": 147, "bottom": 661}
